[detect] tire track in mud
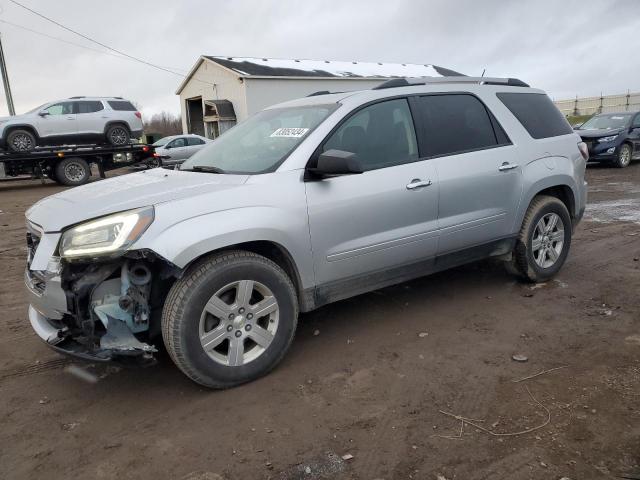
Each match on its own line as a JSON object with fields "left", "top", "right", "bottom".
{"left": 0, "top": 357, "right": 70, "bottom": 384}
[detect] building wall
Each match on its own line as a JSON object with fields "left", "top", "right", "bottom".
{"left": 243, "top": 78, "right": 384, "bottom": 119}
{"left": 178, "top": 60, "right": 247, "bottom": 134}
{"left": 555, "top": 92, "right": 640, "bottom": 117}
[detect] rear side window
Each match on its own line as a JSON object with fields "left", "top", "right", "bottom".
{"left": 414, "top": 94, "right": 504, "bottom": 157}
{"left": 108, "top": 100, "right": 136, "bottom": 111}
{"left": 187, "top": 137, "right": 205, "bottom": 146}
{"left": 75, "top": 101, "right": 103, "bottom": 113}
{"left": 322, "top": 98, "right": 418, "bottom": 171}
{"left": 497, "top": 92, "right": 572, "bottom": 139}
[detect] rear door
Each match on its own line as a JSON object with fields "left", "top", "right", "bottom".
{"left": 74, "top": 100, "right": 106, "bottom": 136}
{"left": 411, "top": 93, "right": 523, "bottom": 254}
{"left": 305, "top": 98, "right": 440, "bottom": 293}
{"left": 35, "top": 102, "right": 77, "bottom": 138}
{"left": 186, "top": 136, "right": 207, "bottom": 158}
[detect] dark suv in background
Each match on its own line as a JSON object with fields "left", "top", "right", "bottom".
{"left": 574, "top": 111, "right": 640, "bottom": 168}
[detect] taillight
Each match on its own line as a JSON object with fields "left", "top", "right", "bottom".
{"left": 577, "top": 141, "right": 589, "bottom": 161}
{"left": 142, "top": 145, "right": 149, "bottom": 152}
{"left": 152, "top": 152, "right": 159, "bottom": 157}
{"left": 135, "top": 112, "right": 142, "bottom": 119}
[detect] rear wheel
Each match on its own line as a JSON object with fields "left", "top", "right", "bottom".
{"left": 162, "top": 251, "right": 298, "bottom": 388}
{"left": 7, "top": 129, "right": 36, "bottom": 152}
{"left": 106, "top": 124, "right": 130, "bottom": 146}
{"left": 511, "top": 195, "right": 572, "bottom": 282}
{"left": 614, "top": 143, "right": 632, "bottom": 168}
{"left": 55, "top": 157, "right": 91, "bottom": 186}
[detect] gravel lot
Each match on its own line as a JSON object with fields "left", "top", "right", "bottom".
{"left": 1, "top": 164, "right": 639, "bottom": 480}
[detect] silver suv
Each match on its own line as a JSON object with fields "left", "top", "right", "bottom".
{"left": 1, "top": 97, "right": 143, "bottom": 152}
{"left": 24, "top": 77, "right": 588, "bottom": 388}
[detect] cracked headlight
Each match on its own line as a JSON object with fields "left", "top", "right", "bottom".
{"left": 60, "top": 206, "right": 154, "bottom": 259}
{"left": 597, "top": 135, "right": 618, "bottom": 143}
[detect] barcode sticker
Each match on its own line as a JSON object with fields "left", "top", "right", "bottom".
{"left": 270, "top": 127, "right": 309, "bottom": 138}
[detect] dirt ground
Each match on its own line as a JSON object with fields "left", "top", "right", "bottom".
{"left": 1, "top": 164, "right": 639, "bottom": 480}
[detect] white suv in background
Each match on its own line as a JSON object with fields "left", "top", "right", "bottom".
{"left": 0, "top": 97, "right": 143, "bottom": 152}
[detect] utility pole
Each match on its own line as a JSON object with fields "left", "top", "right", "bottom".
{"left": 0, "top": 33, "right": 15, "bottom": 116}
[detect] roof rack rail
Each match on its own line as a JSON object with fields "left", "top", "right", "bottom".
{"left": 69, "top": 96, "right": 86, "bottom": 99}
{"left": 372, "top": 76, "right": 530, "bottom": 90}
{"left": 307, "top": 90, "right": 345, "bottom": 97}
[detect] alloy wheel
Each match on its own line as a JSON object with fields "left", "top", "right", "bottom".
{"left": 199, "top": 280, "right": 279, "bottom": 366}
{"left": 620, "top": 145, "right": 631, "bottom": 167}
{"left": 531, "top": 213, "right": 565, "bottom": 269}
{"left": 11, "top": 133, "right": 33, "bottom": 151}
{"left": 110, "top": 127, "right": 128, "bottom": 145}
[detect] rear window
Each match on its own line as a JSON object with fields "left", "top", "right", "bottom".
{"left": 497, "top": 92, "right": 572, "bottom": 139}
{"left": 108, "top": 100, "right": 136, "bottom": 111}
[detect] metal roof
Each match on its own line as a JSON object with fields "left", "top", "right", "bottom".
{"left": 204, "top": 56, "right": 464, "bottom": 79}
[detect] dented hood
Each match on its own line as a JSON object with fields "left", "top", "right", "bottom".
{"left": 26, "top": 168, "right": 249, "bottom": 232}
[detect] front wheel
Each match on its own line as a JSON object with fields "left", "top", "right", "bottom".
{"left": 55, "top": 157, "right": 91, "bottom": 186}
{"left": 511, "top": 195, "right": 572, "bottom": 282}
{"left": 162, "top": 251, "right": 298, "bottom": 388}
{"left": 7, "top": 129, "right": 36, "bottom": 152}
{"left": 614, "top": 143, "right": 632, "bottom": 168}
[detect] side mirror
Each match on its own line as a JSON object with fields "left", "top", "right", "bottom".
{"left": 38, "top": 111, "right": 49, "bottom": 117}
{"left": 307, "top": 149, "right": 363, "bottom": 178}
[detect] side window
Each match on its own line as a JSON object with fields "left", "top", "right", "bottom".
{"left": 75, "top": 101, "right": 104, "bottom": 114}
{"left": 415, "top": 94, "right": 500, "bottom": 157}
{"left": 322, "top": 98, "right": 418, "bottom": 171}
{"left": 44, "top": 102, "right": 73, "bottom": 115}
{"left": 497, "top": 92, "right": 573, "bottom": 139}
{"left": 633, "top": 115, "right": 640, "bottom": 128}
{"left": 170, "top": 138, "right": 186, "bottom": 148}
{"left": 187, "top": 137, "right": 205, "bottom": 146}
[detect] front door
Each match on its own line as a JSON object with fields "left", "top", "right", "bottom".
{"left": 166, "top": 137, "right": 189, "bottom": 164}
{"left": 305, "top": 98, "right": 440, "bottom": 298}
{"left": 36, "top": 101, "right": 77, "bottom": 139}
{"left": 411, "top": 93, "right": 523, "bottom": 254}
{"left": 630, "top": 114, "right": 640, "bottom": 159}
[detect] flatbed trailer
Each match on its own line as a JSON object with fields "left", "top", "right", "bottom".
{"left": 0, "top": 143, "right": 155, "bottom": 186}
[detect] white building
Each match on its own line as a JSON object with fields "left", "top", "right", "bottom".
{"left": 175, "top": 56, "right": 462, "bottom": 138}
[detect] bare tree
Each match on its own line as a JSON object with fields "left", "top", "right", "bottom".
{"left": 144, "top": 111, "right": 182, "bottom": 137}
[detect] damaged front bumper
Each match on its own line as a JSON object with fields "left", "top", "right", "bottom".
{"left": 25, "top": 235, "right": 162, "bottom": 362}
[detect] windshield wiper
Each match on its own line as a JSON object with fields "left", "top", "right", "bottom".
{"left": 186, "top": 165, "right": 226, "bottom": 174}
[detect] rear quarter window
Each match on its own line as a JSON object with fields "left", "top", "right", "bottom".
{"left": 108, "top": 100, "right": 137, "bottom": 111}
{"left": 497, "top": 92, "right": 573, "bottom": 139}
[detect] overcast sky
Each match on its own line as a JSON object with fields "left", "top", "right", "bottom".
{"left": 0, "top": 0, "right": 638, "bottom": 117}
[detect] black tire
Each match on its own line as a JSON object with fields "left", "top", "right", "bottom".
{"left": 55, "top": 157, "right": 91, "bottom": 186}
{"left": 162, "top": 251, "right": 298, "bottom": 388}
{"left": 613, "top": 143, "right": 632, "bottom": 168}
{"left": 511, "top": 195, "right": 572, "bottom": 282}
{"left": 6, "top": 129, "right": 37, "bottom": 152}
{"left": 106, "top": 124, "right": 130, "bottom": 146}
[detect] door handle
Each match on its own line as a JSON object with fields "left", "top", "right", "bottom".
{"left": 498, "top": 162, "right": 518, "bottom": 171}
{"left": 406, "top": 179, "right": 432, "bottom": 190}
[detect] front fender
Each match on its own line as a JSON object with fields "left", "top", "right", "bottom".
{"left": 139, "top": 206, "right": 315, "bottom": 289}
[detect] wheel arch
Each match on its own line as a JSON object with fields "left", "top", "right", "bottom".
{"left": 4, "top": 124, "right": 40, "bottom": 141}
{"left": 178, "top": 240, "right": 309, "bottom": 312}
{"left": 103, "top": 121, "right": 131, "bottom": 136}
{"left": 517, "top": 178, "right": 579, "bottom": 230}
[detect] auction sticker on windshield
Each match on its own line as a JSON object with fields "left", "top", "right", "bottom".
{"left": 270, "top": 127, "right": 309, "bottom": 138}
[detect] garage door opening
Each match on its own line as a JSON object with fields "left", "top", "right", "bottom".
{"left": 186, "top": 97, "right": 205, "bottom": 136}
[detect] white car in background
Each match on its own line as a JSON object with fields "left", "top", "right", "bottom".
{"left": 0, "top": 97, "right": 143, "bottom": 152}
{"left": 152, "top": 134, "right": 212, "bottom": 166}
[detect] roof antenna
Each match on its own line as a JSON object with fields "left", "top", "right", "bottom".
{"left": 481, "top": 68, "right": 486, "bottom": 77}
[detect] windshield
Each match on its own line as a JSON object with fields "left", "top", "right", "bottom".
{"left": 181, "top": 104, "right": 337, "bottom": 174}
{"left": 579, "top": 114, "right": 632, "bottom": 130}
{"left": 25, "top": 103, "right": 46, "bottom": 114}
{"left": 152, "top": 138, "right": 171, "bottom": 147}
